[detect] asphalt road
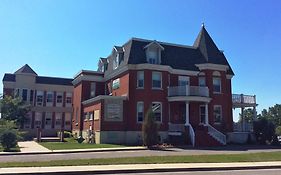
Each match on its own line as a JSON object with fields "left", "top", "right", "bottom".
{"left": 0, "top": 146, "right": 281, "bottom": 163}
{"left": 113, "top": 169, "right": 281, "bottom": 175}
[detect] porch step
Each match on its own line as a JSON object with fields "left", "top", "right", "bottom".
{"left": 195, "top": 129, "right": 223, "bottom": 147}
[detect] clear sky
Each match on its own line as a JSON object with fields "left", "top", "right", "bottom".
{"left": 0, "top": 0, "right": 281, "bottom": 121}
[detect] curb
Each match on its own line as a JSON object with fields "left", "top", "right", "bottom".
{"left": 2, "top": 164, "right": 281, "bottom": 175}
{"left": 0, "top": 147, "right": 147, "bottom": 156}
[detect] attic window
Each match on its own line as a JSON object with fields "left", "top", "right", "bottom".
{"left": 147, "top": 50, "right": 159, "bottom": 64}
{"left": 113, "top": 54, "right": 119, "bottom": 70}
{"left": 144, "top": 42, "right": 163, "bottom": 65}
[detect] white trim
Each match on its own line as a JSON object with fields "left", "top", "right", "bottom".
{"left": 137, "top": 71, "right": 144, "bottom": 89}
{"left": 213, "top": 77, "right": 222, "bottom": 93}
{"left": 144, "top": 41, "right": 165, "bottom": 50}
{"left": 82, "top": 95, "right": 127, "bottom": 105}
{"left": 72, "top": 74, "right": 104, "bottom": 86}
{"left": 152, "top": 71, "right": 162, "bottom": 89}
{"left": 73, "top": 70, "right": 103, "bottom": 79}
{"left": 199, "top": 105, "right": 206, "bottom": 125}
{"left": 167, "top": 96, "right": 212, "bottom": 103}
{"left": 195, "top": 63, "right": 229, "bottom": 71}
{"left": 152, "top": 101, "right": 162, "bottom": 123}
{"left": 226, "top": 74, "right": 234, "bottom": 79}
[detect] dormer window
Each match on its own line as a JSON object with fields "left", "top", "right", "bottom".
{"left": 113, "top": 54, "right": 119, "bottom": 70}
{"left": 144, "top": 41, "right": 164, "bottom": 65}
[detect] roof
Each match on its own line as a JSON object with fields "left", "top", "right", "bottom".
{"left": 114, "top": 46, "right": 124, "bottom": 52}
{"left": 35, "top": 76, "right": 73, "bottom": 86}
{"left": 14, "top": 64, "right": 37, "bottom": 75}
{"left": 100, "top": 26, "right": 234, "bottom": 75}
{"left": 2, "top": 73, "right": 73, "bottom": 86}
{"left": 2, "top": 74, "right": 15, "bottom": 82}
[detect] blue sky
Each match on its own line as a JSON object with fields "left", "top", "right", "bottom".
{"left": 0, "top": 0, "right": 281, "bottom": 121}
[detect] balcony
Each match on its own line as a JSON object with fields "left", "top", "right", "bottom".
{"left": 167, "top": 86, "right": 211, "bottom": 102}
{"left": 232, "top": 94, "right": 257, "bottom": 108}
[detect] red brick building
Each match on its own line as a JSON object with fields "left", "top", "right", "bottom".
{"left": 72, "top": 26, "right": 235, "bottom": 146}
{"left": 2, "top": 64, "right": 73, "bottom": 136}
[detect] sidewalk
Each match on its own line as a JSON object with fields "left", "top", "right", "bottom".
{"left": 17, "top": 141, "right": 51, "bottom": 153}
{"left": 1, "top": 161, "right": 281, "bottom": 174}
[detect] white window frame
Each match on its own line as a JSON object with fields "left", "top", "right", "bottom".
{"left": 136, "top": 101, "right": 144, "bottom": 123}
{"left": 152, "top": 71, "right": 162, "bottom": 89}
{"left": 213, "top": 77, "right": 221, "bottom": 93}
{"left": 45, "top": 112, "right": 52, "bottom": 129}
{"left": 66, "top": 92, "right": 72, "bottom": 107}
{"left": 22, "top": 89, "right": 28, "bottom": 102}
{"left": 90, "top": 82, "right": 96, "bottom": 98}
{"left": 46, "top": 91, "right": 53, "bottom": 107}
{"left": 56, "top": 92, "right": 63, "bottom": 107}
{"left": 64, "top": 113, "right": 72, "bottom": 130}
{"left": 55, "top": 113, "right": 62, "bottom": 129}
{"left": 213, "top": 105, "right": 222, "bottom": 124}
{"left": 147, "top": 48, "right": 159, "bottom": 64}
{"left": 152, "top": 102, "right": 162, "bottom": 122}
{"left": 36, "top": 91, "right": 43, "bottom": 106}
{"left": 178, "top": 76, "right": 189, "bottom": 86}
{"left": 113, "top": 54, "right": 119, "bottom": 70}
{"left": 137, "top": 71, "right": 144, "bottom": 89}
{"left": 35, "top": 112, "right": 42, "bottom": 128}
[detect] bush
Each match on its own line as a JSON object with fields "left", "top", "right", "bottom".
{"left": 275, "top": 126, "right": 281, "bottom": 136}
{"left": 142, "top": 108, "right": 159, "bottom": 148}
{"left": 0, "top": 130, "right": 17, "bottom": 151}
{"left": 253, "top": 118, "right": 276, "bottom": 145}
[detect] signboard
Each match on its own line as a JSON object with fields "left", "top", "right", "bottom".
{"left": 104, "top": 99, "right": 123, "bottom": 121}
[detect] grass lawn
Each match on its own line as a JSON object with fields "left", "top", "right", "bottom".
{"left": 1, "top": 151, "right": 281, "bottom": 168}
{"left": 39, "top": 138, "right": 125, "bottom": 150}
{"left": 0, "top": 145, "right": 20, "bottom": 152}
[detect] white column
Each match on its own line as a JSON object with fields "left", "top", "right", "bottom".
{"left": 185, "top": 102, "right": 189, "bottom": 125}
{"left": 205, "top": 103, "right": 209, "bottom": 125}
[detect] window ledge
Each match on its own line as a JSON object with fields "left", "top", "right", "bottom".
{"left": 152, "top": 88, "right": 163, "bottom": 90}
{"left": 213, "top": 92, "right": 223, "bottom": 95}
{"left": 136, "top": 87, "right": 144, "bottom": 90}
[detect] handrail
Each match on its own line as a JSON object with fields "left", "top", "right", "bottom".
{"left": 207, "top": 124, "right": 226, "bottom": 145}
{"left": 168, "top": 85, "right": 209, "bottom": 97}
{"left": 232, "top": 94, "right": 256, "bottom": 104}
{"left": 186, "top": 123, "right": 195, "bottom": 147}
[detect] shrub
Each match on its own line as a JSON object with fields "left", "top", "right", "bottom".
{"left": 142, "top": 108, "right": 158, "bottom": 148}
{"left": 0, "top": 130, "right": 17, "bottom": 151}
{"left": 63, "top": 131, "right": 73, "bottom": 138}
{"left": 275, "top": 126, "right": 281, "bottom": 136}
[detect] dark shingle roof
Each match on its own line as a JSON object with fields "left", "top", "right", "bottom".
{"left": 103, "top": 26, "right": 234, "bottom": 75}
{"left": 14, "top": 64, "right": 37, "bottom": 75}
{"left": 2, "top": 74, "right": 16, "bottom": 82}
{"left": 114, "top": 46, "right": 124, "bottom": 52}
{"left": 36, "top": 76, "right": 73, "bottom": 86}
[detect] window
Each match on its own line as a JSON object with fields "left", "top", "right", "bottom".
{"left": 45, "top": 112, "right": 52, "bottom": 129}
{"left": 89, "top": 112, "right": 93, "bottom": 120}
{"left": 55, "top": 113, "right": 62, "bottom": 128}
{"left": 30, "top": 90, "right": 34, "bottom": 103}
{"left": 199, "top": 77, "right": 206, "bottom": 87}
{"left": 14, "top": 89, "right": 20, "bottom": 97}
{"left": 90, "top": 82, "right": 96, "bottom": 98}
{"left": 24, "top": 113, "right": 32, "bottom": 129}
{"left": 152, "top": 72, "right": 162, "bottom": 89}
{"left": 213, "top": 77, "right": 221, "bottom": 93}
{"left": 22, "top": 89, "right": 28, "bottom": 101}
{"left": 36, "top": 91, "right": 43, "bottom": 106}
{"left": 199, "top": 105, "right": 206, "bottom": 124}
{"left": 113, "top": 54, "right": 119, "bottom": 69}
{"left": 56, "top": 92, "right": 63, "bottom": 106}
{"left": 66, "top": 92, "right": 72, "bottom": 107}
{"left": 46, "top": 92, "right": 53, "bottom": 106}
{"left": 35, "top": 112, "right": 42, "bottom": 128}
{"left": 214, "top": 105, "right": 222, "bottom": 123}
{"left": 137, "top": 102, "right": 144, "bottom": 122}
{"left": 178, "top": 76, "right": 189, "bottom": 86}
{"left": 65, "top": 113, "right": 71, "bottom": 129}
{"left": 84, "top": 112, "right": 88, "bottom": 121}
{"left": 137, "top": 71, "right": 144, "bottom": 88}
{"left": 152, "top": 102, "right": 162, "bottom": 122}
{"left": 147, "top": 50, "right": 158, "bottom": 64}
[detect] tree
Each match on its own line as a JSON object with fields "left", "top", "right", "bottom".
{"left": 238, "top": 108, "right": 255, "bottom": 123}
{"left": 253, "top": 118, "right": 276, "bottom": 145}
{"left": 142, "top": 108, "right": 159, "bottom": 148}
{"left": 258, "top": 104, "right": 281, "bottom": 127}
{"left": 0, "top": 96, "right": 30, "bottom": 126}
{"left": 275, "top": 126, "right": 281, "bottom": 136}
{"left": 0, "top": 130, "right": 17, "bottom": 151}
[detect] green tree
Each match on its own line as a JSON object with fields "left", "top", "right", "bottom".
{"left": 239, "top": 108, "right": 255, "bottom": 123}
{"left": 0, "top": 96, "right": 30, "bottom": 126}
{"left": 253, "top": 118, "right": 276, "bottom": 145}
{"left": 142, "top": 108, "right": 159, "bottom": 148}
{"left": 258, "top": 104, "right": 281, "bottom": 127}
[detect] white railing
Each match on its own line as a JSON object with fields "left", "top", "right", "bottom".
{"left": 232, "top": 94, "right": 256, "bottom": 104}
{"left": 168, "top": 85, "right": 209, "bottom": 97}
{"left": 168, "top": 123, "right": 185, "bottom": 132}
{"left": 187, "top": 123, "right": 195, "bottom": 147}
{"left": 207, "top": 124, "right": 226, "bottom": 145}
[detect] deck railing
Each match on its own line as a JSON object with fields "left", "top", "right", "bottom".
{"left": 168, "top": 86, "right": 209, "bottom": 97}
{"left": 232, "top": 94, "right": 256, "bottom": 104}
